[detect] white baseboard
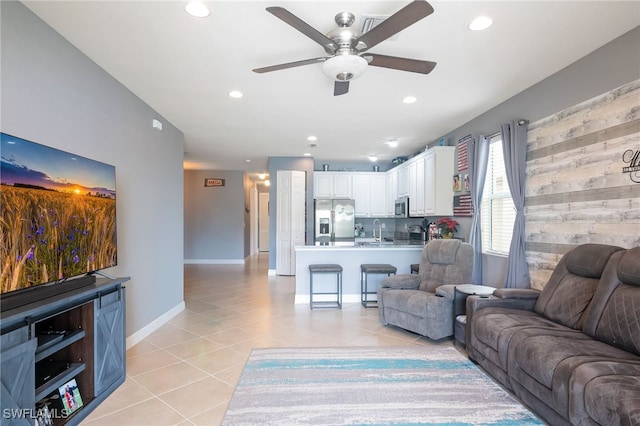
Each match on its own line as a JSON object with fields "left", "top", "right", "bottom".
{"left": 126, "top": 301, "right": 185, "bottom": 349}
{"left": 268, "top": 269, "right": 277, "bottom": 276}
{"left": 184, "top": 259, "right": 245, "bottom": 265}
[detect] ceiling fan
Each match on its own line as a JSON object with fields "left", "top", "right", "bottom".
{"left": 253, "top": 0, "right": 437, "bottom": 96}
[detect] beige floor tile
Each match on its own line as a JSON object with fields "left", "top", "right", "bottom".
{"left": 81, "top": 398, "right": 186, "bottom": 426}
{"left": 127, "top": 349, "right": 182, "bottom": 376}
{"left": 146, "top": 328, "right": 201, "bottom": 348}
{"left": 135, "top": 361, "right": 210, "bottom": 396}
{"left": 158, "top": 376, "right": 234, "bottom": 418}
{"left": 186, "top": 347, "right": 247, "bottom": 375}
{"left": 126, "top": 340, "right": 161, "bottom": 358}
{"left": 83, "top": 378, "right": 154, "bottom": 422}
{"left": 188, "top": 402, "right": 228, "bottom": 426}
{"left": 163, "top": 337, "right": 225, "bottom": 360}
{"left": 84, "top": 253, "right": 457, "bottom": 426}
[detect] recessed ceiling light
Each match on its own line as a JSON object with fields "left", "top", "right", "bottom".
{"left": 368, "top": 155, "right": 378, "bottom": 162}
{"left": 307, "top": 135, "right": 317, "bottom": 142}
{"left": 245, "top": 159, "right": 251, "bottom": 163}
{"left": 229, "top": 90, "right": 243, "bottom": 98}
{"left": 385, "top": 140, "right": 398, "bottom": 148}
{"left": 264, "top": 180, "right": 271, "bottom": 187}
{"left": 303, "top": 152, "right": 312, "bottom": 156}
{"left": 258, "top": 173, "right": 266, "bottom": 180}
{"left": 469, "top": 16, "right": 493, "bottom": 31}
{"left": 185, "top": 1, "right": 210, "bottom": 18}
{"left": 402, "top": 96, "right": 417, "bottom": 104}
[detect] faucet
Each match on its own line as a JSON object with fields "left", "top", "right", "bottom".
{"left": 373, "top": 219, "right": 382, "bottom": 242}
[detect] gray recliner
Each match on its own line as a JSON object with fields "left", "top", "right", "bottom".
{"left": 377, "top": 239, "right": 474, "bottom": 340}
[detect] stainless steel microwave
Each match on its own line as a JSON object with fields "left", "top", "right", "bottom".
{"left": 395, "top": 197, "right": 409, "bottom": 217}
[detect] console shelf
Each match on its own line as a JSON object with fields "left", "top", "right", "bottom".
{"left": 1, "top": 276, "right": 129, "bottom": 426}
{"left": 35, "top": 362, "right": 86, "bottom": 401}
{"left": 35, "top": 330, "right": 86, "bottom": 362}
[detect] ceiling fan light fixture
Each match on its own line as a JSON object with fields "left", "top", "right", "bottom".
{"left": 322, "top": 55, "right": 368, "bottom": 81}
{"left": 469, "top": 15, "right": 493, "bottom": 31}
{"left": 185, "top": 1, "right": 210, "bottom": 18}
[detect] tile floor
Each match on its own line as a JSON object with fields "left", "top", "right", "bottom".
{"left": 83, "top": 253, "right": 457, "bottom": 425}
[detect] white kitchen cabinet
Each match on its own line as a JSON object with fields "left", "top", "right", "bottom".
{"left": 314, "top": 172, "right": 352, "bottom": 198}
{"left": 424, "top": 146, "right": 456, "bottom": 216}
{"left": 385, "top": 169, "right": 397, "bottom": 216}
{"left": 352, "top": 173, "right": 386, "bottom": 217}
{"left": 396, "top": 163, "right": 409, "bottom": 197}
{"left": 407, "top": 160, "right": 418, "bottom": 216}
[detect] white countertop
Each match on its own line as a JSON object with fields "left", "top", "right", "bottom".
{"left": 296, "top": 239, "right": 426, "bottom": 250}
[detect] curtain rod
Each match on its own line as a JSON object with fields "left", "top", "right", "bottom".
{"left": 487, "top": 120, "right": 528, "bottom": 139}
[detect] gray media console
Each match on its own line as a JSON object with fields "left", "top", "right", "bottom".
{"left": 1, "top": 277, "right": 129, "bottom": 425}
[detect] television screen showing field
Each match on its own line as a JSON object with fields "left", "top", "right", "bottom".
{"left": 1, "top": 133, "right": 117, "bottom": 294}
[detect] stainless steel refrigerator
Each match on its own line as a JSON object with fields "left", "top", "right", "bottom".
{"left": 314, "top": 199, "right": 356, "bottom": 243}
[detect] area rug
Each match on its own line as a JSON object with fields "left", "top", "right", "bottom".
{"left": 222, "top": 346, "right": 543, "bottom": 425}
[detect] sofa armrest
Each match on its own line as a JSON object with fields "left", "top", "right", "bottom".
{"left": 434, "top": 284, "right": 457, "bottom": 300}
{"left": 380, "top": 274, "right": 420, "bottom": 290}
{"left": 493, "top": 288, "right": 541, "bottom": 300}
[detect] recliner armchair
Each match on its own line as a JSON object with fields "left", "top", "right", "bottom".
{"left": 377, "top": 239, "right": 474, "bottom": 340}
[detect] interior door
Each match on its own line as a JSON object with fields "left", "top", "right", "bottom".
{"left": 276, "top": 170, "right": 306, "bottom": 275}
{"left": 258, "top": 192, "right": 270, "bottom": 252}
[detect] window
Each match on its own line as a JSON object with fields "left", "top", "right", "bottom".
{"left": 481, "top": 135, "right": 516, "bottom": 255}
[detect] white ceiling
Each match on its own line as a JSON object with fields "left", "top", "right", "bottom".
{"left": 23, "top": 1, "right": 640, "bottom": 177}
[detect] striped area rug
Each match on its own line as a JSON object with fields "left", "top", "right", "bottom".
{"left": 222, "top": 346, "right": 543, "bottom": 425}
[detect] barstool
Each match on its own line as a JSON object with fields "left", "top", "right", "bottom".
{"left": 360, "top": 264, "right": 397, "bottom": 308}
{"left": 410, "top": 264, "right": 420, "bottom": 274}
{"left": 309, "top": 264, "right": 343, "bottom": 309}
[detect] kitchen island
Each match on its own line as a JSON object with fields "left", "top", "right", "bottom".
{"left": 294, "top": 241, "right": 424, "bottom": 304}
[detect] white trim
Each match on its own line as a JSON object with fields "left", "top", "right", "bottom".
{"left": 184, "top": 259, "right": 245, "bottom": 265}
{"left": 268, "top": 269, "right": 277, "bottom": 276}
{"left": 126, "top": 301, "right": 185, "bottom": 349}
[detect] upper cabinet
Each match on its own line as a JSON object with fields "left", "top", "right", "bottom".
{"left": 390, "top": 146, "right": 456, "bottom": 217}
{"left": 424, "top": 146, "right": 455, "bottom": 216}
{"left": 385, "top": 169, "right": 398, "bottom": 216}
{"left": 313, "top": 172, "right": 352, "bottom": 199}
{"left": 352, "top": 173, "right": 386, "bottom": 217}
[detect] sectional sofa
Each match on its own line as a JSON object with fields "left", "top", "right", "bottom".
{"left": 466, "top": 244, "right": 640, "bottom": 425}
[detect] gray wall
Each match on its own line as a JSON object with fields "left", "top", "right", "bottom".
{"left": 184, "top": 170, "right": 246, "bottom": 261}
{"left": 439, "top": 26, "right": 640, "bottom": 286}
{"left": 268, "top": 157, "right": 315, "bottom": 270}
{"left": 1, "top": 2, "right": 185, "bottom": 338}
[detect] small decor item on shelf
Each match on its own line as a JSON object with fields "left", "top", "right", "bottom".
{"left": 58, "top": 378, "right": 83, "bottom": 415}
{"left": 436, "top": 218, "right": 459, "bottom": 239}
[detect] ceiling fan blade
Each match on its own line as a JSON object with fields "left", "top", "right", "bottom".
{"left": 253, "top": 57, "right": 327, "bottom": 74}
{"left": 266, "top": 7, "right": 338, "bottom": 53}
{"left": 354, "top": 0, "right": 434, "bottom": 52}
{"left": 366, "top": 54, "right": 436, "bottom": 74}
{"left": 334, "top": 81, "right": 349, "bottom": 96}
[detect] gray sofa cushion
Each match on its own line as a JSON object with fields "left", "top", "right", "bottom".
{"left": 584, "top": 374, "right": 640, "bottom": 426}
{"left": 569, "top": 360, "right": 640, "bottom": 425}
{"left": 533, "top": 244, "right": 623, "bottom": 330}
{"left": 508, "top": 330, "right": 639, "bottom": 421}
{"left": 472, "top": 307, "right": 576, "bottom": 375}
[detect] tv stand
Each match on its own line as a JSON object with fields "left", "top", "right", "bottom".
{"left": 0, "top": 275, "right": 97, "bottom": 312}
{"left": 1, "top": 276, "right": 129, "bottom": 426}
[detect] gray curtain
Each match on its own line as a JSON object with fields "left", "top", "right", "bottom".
{"left": 501, "top": 120, "right": 530, "bottom": 288}
{"left": 467, "top": 135, "right": 489, "bottom": 284}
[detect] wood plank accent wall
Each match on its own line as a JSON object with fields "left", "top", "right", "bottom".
{"left": 524, "top": 79, "right": 640, "bottom": 290}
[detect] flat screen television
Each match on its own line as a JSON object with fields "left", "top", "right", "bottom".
{"left": 1, "top": 132, "right": 117, "bottom": 311}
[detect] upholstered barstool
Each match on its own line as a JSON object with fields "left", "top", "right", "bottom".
{"left": 309, "top": 264, "right": 343, "bottom": 309}
{"left": 360, "top": 264, "right": 397, "bottom": 308}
